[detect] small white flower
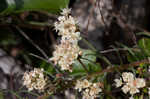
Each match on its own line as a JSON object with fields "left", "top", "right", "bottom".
{"left": 129, "top": 86, "right": 139, "bottom": 95}
{"left": 122, "top": 85, "right": 130, "bottom": 94}
{"left": 61, "top": 8, "right": 71, "bottom": 16}
{"left": 75, "top": 80, "right": 83, "bottom": 92}
{"left": 129, "top": 96, "right": 134, "bottom": 99}
{"left": 89, "top": 83, "right": 102, "bottom": 96}
{"left": 135, "top": 78, "right": 146, "bottom": 88}
{"left": 114, "top": 78, "right": 122, "bottom": 87}
{"left": 82, "top": 79, "right": 92, "bottom": 88}
{"left": 58, "top": 16, "right": 66, "bottom": 21}
{"left": 126, "top": 78, "right": 145, "bottom": 95}
{"left": 75, "top": 79, "right": 102, "bottom": 99}
{"left": 83, "top": 89, "right": 92, "bottom": 99}
{"left": 75, "top": 79, "right": 92, "bottom": 91}
{"left": 148, "top": 88, "right": 150, "bottom": 99}
{"left": 148, "top": 66, "right": 150, "bottom": 72}
{"left": 122, "top": 72, "right": 134, "bottom": 82}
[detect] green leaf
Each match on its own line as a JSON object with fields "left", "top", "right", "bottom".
{"left": 138, "top": 38, "right": 150, "bottom": 56}
{"left": 70, "top": 49, "right": 101, "bottom": 77}
{"left": 0, "top": 0, "right": 69, "bottom": 15}
{"left": 143, "top": 88, "right": 148, "bottom": 93}
{"left": 136, "top": 32, "right": 150, "bottom": 37}
{"left": 40, "top": 60, "right": 56, "bottom": 74}
{"left": 0, "top": 92, "right": 4, "bottom": 99}
{"left": 127, "top": 38, "right": 150, "bottom": 62}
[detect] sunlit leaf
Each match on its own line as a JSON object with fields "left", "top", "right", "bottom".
{"left": 71, "top": 49, "right": 101, "bottom": 77}
{"left": 0, "top": 0, "right": 69, "bottom": 15}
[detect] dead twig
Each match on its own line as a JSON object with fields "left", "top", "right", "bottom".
{"left": 29, "top": 53, "right": 60, "bottom": 73}
{"left": 85, "top": 0, "right": 97, "bottom": 35}
{"left": 96, "top": 0, "right": 109, "bottom": 35}
{"left": 10, "top": 73, "right": 16, "bottom": 99}
{"left": 15, "top": 26, "right": 49, "bottom": 59}
{"left": 88, "top": 58, "right": 150, "bottom": 78}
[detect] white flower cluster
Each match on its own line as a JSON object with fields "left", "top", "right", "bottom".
{"left": 50, "top": 8, "right": 82, "bottom": 72}
{"left": 75, "top": 79, "right": 102, "bottom": 99}
{"left": 114, "top": 72, "right": 146, "bottom": 96}
{"left": 22, "top": 68, "right": 47, "bottom": 92}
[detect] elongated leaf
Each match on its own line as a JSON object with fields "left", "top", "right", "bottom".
{"left": 0, "top": 0, "right": 69, "bottom": 15}
{"left": 136, "top": 32, "right": 150, "bottom": 37}
{"left": 138, "top": 38, "right": 150, "bottom": 55}
{"left": 127, "top": 38, "right": 150, "bottom": 62}
{"left": 71, "top": 49, "right": 101, "bottom": 77}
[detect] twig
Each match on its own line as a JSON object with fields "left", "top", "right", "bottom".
{"left": 0, "top": 23, "right": 46, "bottom": 30}
{"left": 85, "top": 0, "right": 97, "bottom": 35}
{"left": 88, "top": 58, "right": 150, "bottom": 78}
{"left": 100, "top": 48, "right": 136, "bottom": 54}
{"left": 15, "top": 26, "right": 49, "bottom": 59}
{"left": 96, "top": 0, "right": 109, "bottom": 35}
{"left": 10, "top": 73, "right": 16, "bottom": 99}
{"left": 29, "top": 53, "right": 60, "bottom": 73}
{"left": 78, "top": 58, "right": 89, "bottom": 74}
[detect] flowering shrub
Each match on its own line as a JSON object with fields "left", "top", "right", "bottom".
{"left": 21, "top": 8, "right": 150, "bottom": 99}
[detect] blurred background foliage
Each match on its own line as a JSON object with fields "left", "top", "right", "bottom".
{"left": 0, "top": 0, "right": 69, "bottom": 15}
{"left": 0, "top": 0, "right": 70, "bottom": 68}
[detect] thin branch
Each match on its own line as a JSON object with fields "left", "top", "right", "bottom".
{"left": 10, "top": 73, "right": 16, "bottom": 99}
{"left": 15, "top": 26, "right": 49, "bottom": 59}
{"left": 85, "top": 0, "right": 97, "bottom": 35}
{"left": 78, "top": 58, "right": 89, "bottom": 74}
{"left": 88, "top": 58, "right": 150, "bottom": 78}
{"left": 0, "top": 23, "right": 46, "bottom": 30}
{"left": 99, "top": 48, "right": 137, "bottom": 54}
{"left": 29, "top": 53, "right": 60, "bottom": 73}
{"left": 97, "top": 0, "right": 109, "bottom": 35}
